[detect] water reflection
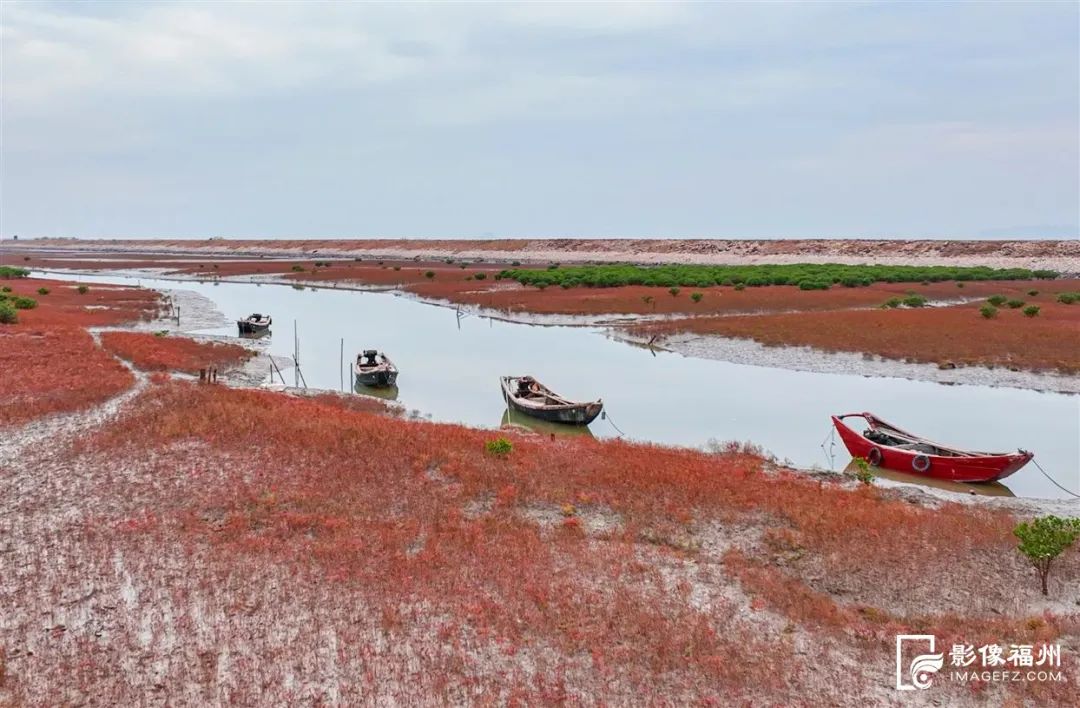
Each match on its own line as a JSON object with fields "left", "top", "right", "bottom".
{"left": 842, "top": 460, "right": 1015, "bottom": 498}
{"left": 353, "top": 382, "right": 400, "bottom": 401}
{"left": 500, "top": 408, "right": 596, "bottom": 438}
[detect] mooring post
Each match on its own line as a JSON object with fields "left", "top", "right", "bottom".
{"left": 175, "top": 306, "right": 180, "bottom": 326}
{"left": 199, "top": 368, "right": 206, "bottom": 383}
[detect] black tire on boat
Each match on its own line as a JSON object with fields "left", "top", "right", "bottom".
{"left": 866, "top": 447, "right": 883, "bottom": 467}
{"left": 912, "top": 454, "right": 931, "bottom": 473}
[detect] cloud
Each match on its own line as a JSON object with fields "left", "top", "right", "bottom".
{"left": 1, "top": 1, "right": 1076, "bottom": 238}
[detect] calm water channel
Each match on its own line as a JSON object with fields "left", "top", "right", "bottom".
{"left": 45, "top": 272, "right": 1080, "bottom": 500}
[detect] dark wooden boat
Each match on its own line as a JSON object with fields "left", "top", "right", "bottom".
{"left": 237, "top": 313, "right": 271, "bottom": 335}
{"left": 355, "top": 350, "right": 398, "bottom": 387}
{"left": 500, "top": 376, "right": 603, "bottom": 426}
{"left": 832, "top": 412, "right": 1033, "bottom": 483}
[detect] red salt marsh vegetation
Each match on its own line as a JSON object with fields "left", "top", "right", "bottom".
{"left": 0, "top": 326, "right": 135, "bottom": 426}
{"left": 3, "top": 377, "right": 1076, "bottom": 705}
{"left": 0, "top": 278, "right": 160, "bottom": 426}
{"left": 100, "top": 331, "right": 254, "bottom": 375}
{"left": 631, "top": 297, "right": 1080, "bottom": 374}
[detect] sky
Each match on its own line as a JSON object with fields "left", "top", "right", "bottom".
{"left": 1, "top": 1, "right": 1077, "bottom": 240}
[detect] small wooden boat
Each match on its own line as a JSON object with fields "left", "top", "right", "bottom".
{"left": 355, "top": 350, "right": 398, "bottom": 387}
{"left": 500, "top": 376, "right": 603, "bottom": 426}
{"left": 237, "top": 313, "right": 271, "bottom": 335}
{"left": 832, "top": 412, "right": 1033, "bottom": 483}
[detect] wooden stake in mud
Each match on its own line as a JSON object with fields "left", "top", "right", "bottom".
{"left": 340, "top": 337, "right": 344, "bottom": 392}
{"left": 199, "top": 368, "right": 206, "bottom": 383}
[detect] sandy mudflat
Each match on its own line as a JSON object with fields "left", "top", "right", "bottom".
{"left": 14, "top": 237, "right": 1079, "bottom": 272}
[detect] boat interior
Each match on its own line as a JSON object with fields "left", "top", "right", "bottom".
{"left": 357, "top": 350, "right": 387, "bottom": 369}
{"left": 860, "top": 420, "right": 989, "bottom": 458}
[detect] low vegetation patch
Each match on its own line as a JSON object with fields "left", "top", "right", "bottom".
{"left": 0, "top": 266, "right": 30, "bottom": 278}
{"left": 498, "top": 263, "right": 1057, "bottom": 290}
{"left": 100, "top": 332, "right": 254, "bottom": 375}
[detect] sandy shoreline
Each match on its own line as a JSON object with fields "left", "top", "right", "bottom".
{"left": 10, "top": 237, "right": 1079, "bottom": 273}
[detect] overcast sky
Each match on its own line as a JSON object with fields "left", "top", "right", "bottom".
{"left": 1, "top": 1, "right": 1077, "bottom": 239}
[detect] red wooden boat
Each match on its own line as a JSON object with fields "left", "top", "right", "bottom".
{"left": 831, "top": 412, "right": 1033, "bottom": 483}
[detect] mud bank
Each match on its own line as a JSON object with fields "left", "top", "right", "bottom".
{"left": 619, "top": 331, "right": 1080, "bottom": 395}
{"left": 14, "top": 236, "right": 1079, "bottom": 272}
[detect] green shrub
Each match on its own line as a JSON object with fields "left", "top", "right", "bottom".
{"left": 393, "top": 266, "right": 401, "bottom": 271}
{"left": 37, "top": 287, "right": 50, "bottom": 295}
{"left": 425, "top": 271, "right": 435, "bottom": 279}
{"left": 734, "top": 283, "right": 746, "bottom": 291}
{"left": 881, "top": 298, "right": 902, "bottom": 309}
{"left": 956, "top": 282, "right": 965, "bottom": 288}
{"left": 1057, "top": 293, "right": 1077, "bottom": 304}
{"left": 641, "top": 295, "right": 654, "bottom": 307}
{"left": 690, "top": 292, "right": 703, "bottom": 303}
{"left": 460, "top": 263, "right": 468, "bottom": 269}
{"left": 474, "top": 273, "right": 487, "bottom": 280}
{"left": 511, "top": 261, "right": 521, "bottom": 267}
{"left": 1023, "top": 305, "right": 1040, "bottom": 318}
{"left": 0, "top": 266, "right": 30, "bottom": 279}
{"left": 980, "top": 304, "right": 998, "bottom": 319}
{"left": 485, "top": 437, "right": 513, "bottom": 457}
{"left": 1032, "top": 270, "right": 1058, "bottom": 279}
{"left": 496, "top": 263, "right": 1053, "bottom": 290}
{"left": 1006, "top": 299, "right": 1025, "bottom": 309}
{"left": 849, "top": 457, "right": 875, "bottom": 486}
{"left": 798, "top": 280, "right": 830, "bottom": 291}
{"left": 668, "top": 287, "right": 680, "bottom": 297}
{"left": 0, "top": 301, "right": 17, "bottom": 324}
{"left": 1, "top": 286, "right": 11, "bottom": 293}
{"left": 987, "top": 295, "right": 1007, "bottom": 306}
{"left": 902, "top": 295, "right": 927, "bottom": 308}
{"left": 291, "top": 264, "right": 305, "bottom": 272}
{"left": 1027, "top": 290, "right": 1038, "bottom": 297}
{"left": 1014, "top": 516, "right": 1080, "bottom": 595}
{"left": 77, "top": 285, "right": 89, "bottom": 294}
{"left": 12, "top": 296, "right": 37, "bottom": 310}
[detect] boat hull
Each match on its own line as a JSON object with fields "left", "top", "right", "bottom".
{"left": 831, "top": 415, "right": 1032, "bottom": 483}
{"left": 237, "top": 321, "right": 270, "bottom": 335}
{"left": 355, "top": 368, "right": 398, "bottom": 388}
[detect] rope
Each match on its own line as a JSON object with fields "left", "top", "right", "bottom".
{"left": 1032, "top": 459, "right": 1080, "bottom": 499}
{"left": 819, "top": 424, "right": 837, "bottom": 470}
{"left": 601, "top": 410, "right": 627, "bottom": 438}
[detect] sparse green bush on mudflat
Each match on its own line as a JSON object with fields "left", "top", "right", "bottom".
{"left": 980, "top": 304, "right": 998, "bottom": 319}
{"left": 0, "top": 301, "right": 17, "bottom": 324}
{"left": 12, "top": 296, "right": 37, "bottom": 310}
{"left": 495, "top": 263, "right": 1055, "bottom": 291}
{"left": 1057, "top": 293, "right": 1078, "bottom": 304}
{"left": 987, "top": 295, "right": 1007, "bottom": 307}
{"left": 902, "top": 295, "right": 927, "bottom": 308}
{"left": 1006, "top": 299, "right": 1025, "bottom": 309}
{"left": 0, "top": 266, "right": 30, "bottom": 279}
{"left": 1023, "top": 305, "right": 1040, "bottom": 318}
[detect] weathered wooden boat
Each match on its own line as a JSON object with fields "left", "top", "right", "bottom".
{"left": 355, "top": 350, "right": 398, "bottom": 387}
{"left": 832, "top": 412, "right": 1033, "bottom": 483}
{"left": 237, "top": 313, "right": 271, "bottom": 335}
{"left": 500, "top": 376, "right": 603, "bottom": 426}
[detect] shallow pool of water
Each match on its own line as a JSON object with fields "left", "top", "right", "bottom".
{"left": 44, "top": 271, "right": 1080, "bottom": 499}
